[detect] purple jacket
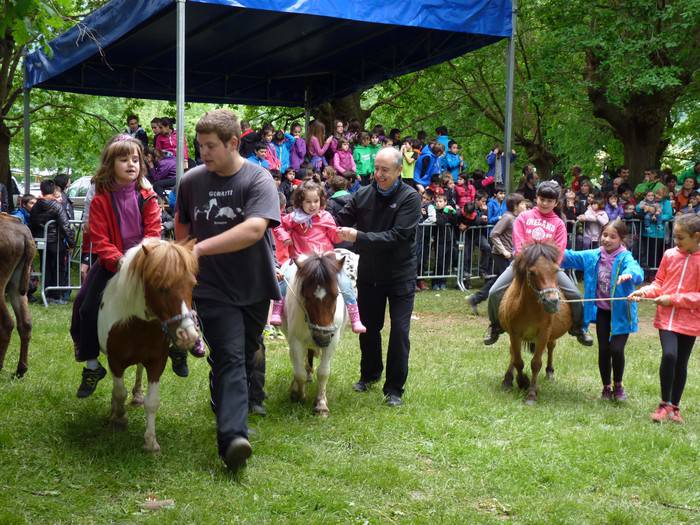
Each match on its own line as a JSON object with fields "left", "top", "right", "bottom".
{"left": 152, "top": 155, "right": 176, "bottom": 182}
{"left": 290, "top": 137, "right": 307, "bottom": 171}
{"left": 605, "top": 203, "right": 624, "bottom": 221}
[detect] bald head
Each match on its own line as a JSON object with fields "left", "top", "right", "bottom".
{"left": 373, "top": 146, "right": 403, "bottom": 190}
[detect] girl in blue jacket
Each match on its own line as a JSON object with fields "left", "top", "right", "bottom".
{"left": 561, "top": 219, "right": 644, "bottom": 401}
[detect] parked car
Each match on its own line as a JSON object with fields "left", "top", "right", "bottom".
{"left": 65, "top": 176, "right": 92, "bottom": 210}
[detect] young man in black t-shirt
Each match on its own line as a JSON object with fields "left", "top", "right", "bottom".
{"left": 175, "top": 109, "right": 280, "bottom": 471}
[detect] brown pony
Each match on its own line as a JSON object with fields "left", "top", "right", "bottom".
{"left": 97, "top": 239, "right": 201, "bottom": 452}
{"left": 0, "top": 214, "right": 35, "bottom": 378}
{"left": 499, "top": 242, "right": 572, "bottom": 404}
{"left": 281, "top": 251, "right": 348, "bottom": 416}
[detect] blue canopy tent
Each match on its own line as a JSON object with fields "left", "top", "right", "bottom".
{"left": 23, "top": 0, "right": 515, "bottom": 187}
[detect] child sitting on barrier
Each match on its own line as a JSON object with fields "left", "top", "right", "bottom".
{"left": 579, "top": 193, "right": 609, "bottom": 249}
{"left": 484, "top": 180, "right": 594, "bottom": 346}
{"left": 431, "top": 192, "right": 458, "bottom": 290}
{"left": 270, "top": 180, "right": 366, "bottom": 333}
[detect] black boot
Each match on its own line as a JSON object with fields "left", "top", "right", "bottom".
{"left": 76, "top": 364, "right": 107, "bottom": 398}
{"left": 483, "top": 323, "right": 502, "bottom": 345}
{"left": 169, "top": 349, "right": 189, "bottom": 377}
{"left": 569, "top": 327, "right": 594, "bottom": 346}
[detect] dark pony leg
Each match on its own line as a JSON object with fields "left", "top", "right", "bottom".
{"left": 546, "top": 341, "right": 555, "bottom": 380}
{"left": 7, "top": 265, "right": 32, "bottom": 378}
{"left": 526, "top": 336, "right": 548, "bottom": 404}
{"left": 0, "top": 281, "right": 12, "bottom": 373}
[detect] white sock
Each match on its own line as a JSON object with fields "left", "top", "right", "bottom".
{"left": 86, "top": 359, "right": 100, "bottom": 370}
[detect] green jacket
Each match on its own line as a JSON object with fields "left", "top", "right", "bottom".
{"left": 678, "top": 166, "right": 700, "bottom": 185}
{"left": 353, "top": 145, "right": 376, "bottom": 176}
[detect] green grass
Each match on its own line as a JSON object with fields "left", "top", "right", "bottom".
{"left": 1, "top": 290, "right": 699, "bottom": 524}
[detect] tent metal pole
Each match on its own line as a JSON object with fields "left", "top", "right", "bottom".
{"left": 23, "top": 87, "right": 30, "bottom": 194}
{"left": 176, "top": 0, "right": 186, "bottom": 184}
{"left": 504, "top": 0, "right": 517, "bottom": 194}
{"left": 304, "top": 88, "right": 310, "bottom": 135}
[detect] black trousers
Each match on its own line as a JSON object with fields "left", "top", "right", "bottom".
{"left": 472, "top": 253, "right": 509, "bottom": 305}
{"left": 71, "top": 263, "right": 115, "bottom": 361}
{"left": 45, "top": 245, "right": 68, "bottom": 300}
{"left": 196, "top": 298, "right": 268, "bottom": 456}
{"left": 659, "top": 329, "right": 696, "bottom": 406}
{"left": 357, "top": 280, "right": 415, "bottom": 397}
{"left": 595, "top": 308, "right": 629, "bottom": 385}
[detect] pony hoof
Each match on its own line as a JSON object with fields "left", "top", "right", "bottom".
{"left": 110, "top": 416, "right": 128, "bottom": 430}
{"left": 306, "top": 372, "right": 313, "bottom": 383}
{"left": 144, "top": 440, "right": 161, "bottom": 453}
{"left": 525, "top": 397, "right": 537, "bottom": 406}
{"left": 313, "top": 407, "right": 329, "bottom": 417}
{"left": 12, "top": 367, "right": 27, "bottom": 379}
{"left": 517, "top": 376, "right": 530, "bottom": 390}
{"left": 131, "top": 394, "right": 145, "bottom": 406}
{"left": 290, "top": 391, "right": 305, "bottom": 403}
{"left": 501, "top": 380, "right": 513, "bottom": 391}
{"left": 546, "top": 369, "right": 555, "bottom": 380}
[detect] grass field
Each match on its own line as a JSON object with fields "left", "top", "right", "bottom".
{"left": 0, "top": 289, "right": 699, "bottom": 524}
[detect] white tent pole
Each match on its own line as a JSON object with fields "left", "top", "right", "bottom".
{"left": 504, "top": 0, "right": 517, "bottom": 194}
{"left": 176, "top": 0, "right": 186, "bottom": 184}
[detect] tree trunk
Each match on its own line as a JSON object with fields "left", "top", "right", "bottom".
{"left": 0, "top": 122, "right": 11, "bottom": 209}
{"left": 314, "top": 92, "right": 370, "bottom": 131}
{"left": 520, "top": 140, "right": 558, "bottom": 179}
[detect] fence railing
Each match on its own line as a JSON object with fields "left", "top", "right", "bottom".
{"left": 30, "top": 218, "right": 679, "bottom": 304}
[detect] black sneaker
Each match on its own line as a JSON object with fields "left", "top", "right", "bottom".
{"left": 76, "top": 364, "right": 107, "bottom": 398}
{"left": 169, "top": 349, "right": 189, "bottom": 377}
{"left": 352, "top": 379, "right": 377, "bottom": 392}
{"left": 223, "top": 436, "right": 252, "bottom": 472}
{"left": 569, "top": 329, "right": 594, "bottom": 347}
{"left": 249, "top": 402, "right": 266, "bottom": 417}
{"left": 384, "top": 394, "right": 403, "bottom": 407}
{"left": 483, "top": 324, "right": 502, "bottom": 345}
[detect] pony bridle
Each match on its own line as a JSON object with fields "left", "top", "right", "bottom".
{"left": 526, "top": 271, "right": 560, "bottom": 306}
{"left": 159, "top": 309, "right": 201, "bottom": 347}
{"left": 284, "top": 275, "right": 338, "bottom": 335}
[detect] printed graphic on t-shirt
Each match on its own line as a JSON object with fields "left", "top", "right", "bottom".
{"left": 598, "top": 264, "right": 611, "bottom": 296}
{"left": 193, "top": 194, "right": 244, "bottom": 226}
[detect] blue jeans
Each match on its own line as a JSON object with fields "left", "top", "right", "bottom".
{"left": 278, "top": 267, "right": 357, "bottom": 305}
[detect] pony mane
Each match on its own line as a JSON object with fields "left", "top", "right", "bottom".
{"left": 103, "top": 240, "right": 198, "bottom": 323}
{"left": 128, "top": 239, "right": 199, "bottom": 289}
{"left": 513, "top": 242, "right": 561, "bottom": 276}
{"left": 296, "top": 254, "right": 339, "bottom": 297}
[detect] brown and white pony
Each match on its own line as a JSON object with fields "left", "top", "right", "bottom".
{"left": 0, "top": 214, "right": 35, "bottom": 378}
{"left": 98, "top": 239, "right": 201, "bottom": 452}
{"left": 499, "top": 242, "right": 572, "bottom": 404}
{"left": 281, "top": 251, "right": 351, "bottom": 416}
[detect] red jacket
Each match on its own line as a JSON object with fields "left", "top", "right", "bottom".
{"left": 635, "top": 247, "right": 700, "bottom": 337}
{"left": 89, "top": 187, "right": 161, "bottom": 272}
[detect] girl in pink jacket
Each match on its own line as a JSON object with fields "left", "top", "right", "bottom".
{"left": 630, "top": 213, "right": 700, "bottom": 424}
{"left": 484, "top": 180, "right": 593, "bottom": 346}
{"left": 270, "top": 180, "right": 366, "bottom": 333}
{"left": 332, "top": 138, "right": 356, "bottom": 175}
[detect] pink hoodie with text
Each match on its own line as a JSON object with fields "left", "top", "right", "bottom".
{"left": 512, "top": 207, "right": 568, "bottom": 263}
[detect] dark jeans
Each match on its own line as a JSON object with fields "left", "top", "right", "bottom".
{"left": 248, "top": 335, "right": 266, "bottom": 405}
{"left": 196, "top": 298, "right": 268, "bottom": 456}
{"left": 659, "top": 329, "right": 696, "bottom": 406}
{"left": 357, "top": 280, "right": 415, "bottom": 397}
{"left": 153, "top": 178, "right": 176, "bottom": 200}
{"left": 71, "top": 263, "right": 115, "bottom": 361}
{"left": 45, "top": 245, "right": 69, "bottom": 300}
{"left": 595, "top": 308, "right": 629, "bottom": 385}
{"left": 472, "top": 253, "right": 509, "bottom": 305}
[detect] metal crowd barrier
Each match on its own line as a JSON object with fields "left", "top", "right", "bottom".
{"left": 33, "top": 219, "right": 90, "bottom": 307}
{"left": 416, "top": 223, "right": 495, "bottom": 292}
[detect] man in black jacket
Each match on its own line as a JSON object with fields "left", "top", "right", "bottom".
{"left": 336, "top": 147, "right": 421, "bottom": 407}
{"left": 29, "top": 179, "right": 75, "bottom": 304}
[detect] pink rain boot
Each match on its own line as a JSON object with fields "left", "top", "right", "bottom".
{"left": 346, "top": 303, "right": 366, "bottom": 334}
{"left": 270, "top": 300, "right": 284, "bottom": 326}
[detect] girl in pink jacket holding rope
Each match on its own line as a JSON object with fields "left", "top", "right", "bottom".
{"left": 630, "top": 213, "right": 700, "bottom": 424}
